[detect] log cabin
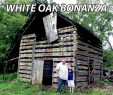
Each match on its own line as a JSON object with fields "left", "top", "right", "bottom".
{"left": 3, "top": 1, "right": 103, "bottom": 91}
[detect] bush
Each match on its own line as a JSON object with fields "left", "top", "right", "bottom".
{"left": 3, "top": 72, "right": 17, "bottom": 81}
{"left": 103, "top": 78, "right": 109, "bottom": 82}
{"left": 97, "top": 81, "right": 104, "bottom": 85}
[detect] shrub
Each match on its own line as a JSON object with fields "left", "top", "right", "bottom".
{"left": 97, "top": 81, "right": 104, "bottom": 85}
{"left": 103, "top": 78, "right": 109, "bottom": 82}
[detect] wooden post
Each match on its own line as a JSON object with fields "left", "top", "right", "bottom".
{"left": 3, "top": 54, "right": 16, "bottom": 80}
{"left": 17, "top": 38, "right": 21, "bottom": 77}
{"left": 75, "top": 65, "right": 78, "bottom": 91}
{"left": 88, "top": 57, "right": 90, "bottom": 85}
{"left": 100, "top": 64, "right": 101, "bottom": 80}
{"left": 31, "top": 35, "right": 36, "bottom": 83}
{"left": 93, "top": 60, "right": 95, "bottom": 82}
{"left": 3, "top": 62, "right": 8, "bottom": 80}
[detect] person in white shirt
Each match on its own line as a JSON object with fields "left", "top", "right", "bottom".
{"left": 56, "top": 58, "right": 68, "bottom": 93}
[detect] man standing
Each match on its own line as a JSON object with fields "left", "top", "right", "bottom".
{"left": 56, "top": 58, "right": 68, "bottom": 93}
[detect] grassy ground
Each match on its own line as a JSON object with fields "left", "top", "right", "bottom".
{"left": 0, "top": 73, "right": 113, "bottom": 95}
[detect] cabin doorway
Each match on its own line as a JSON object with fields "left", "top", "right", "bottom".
{"left": 42, "top": 60, "right": 53, "bottom": 85}
{"left": 89, "top": 60, "right": 94, "bottom": 84}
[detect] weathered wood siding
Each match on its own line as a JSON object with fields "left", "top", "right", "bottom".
{"left": 18, "top": 34, "right": 36, "bottom": 82}
{"left": 31, "top": 60, "right": 44, "bottom": 84}
{"left": 75, "top": 37, "right": 103, "bottom": 91}
{"left": 34, "top": 26, "right": 77, "bottom": 88}
{"left": 18, "top": 25, "right": 103, "bottom": 91}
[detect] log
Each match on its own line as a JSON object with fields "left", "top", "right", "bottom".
{"left": 51, "top": 46, "right": 73, "bottom": 52}
{"left": 35, "top": 52, "right": 73, "bottom": 57}
{"left": 94, "top": 70, "right": 103, "bottom": 74}
{"left": 53, "top": 73, "right": 58, "bottom": 78}
{"left": 35, "top": 37, "right": 74, "bottom": 45}
{"left": 4, "top": 57, "right": 19, "bottom": 63}
{"left": 58, "top": 26, "right": 74, "bottom": 31}
{"left": 76, "top": 60, "right": 88, "bottom": 65}
{"left": 20, "top": 78, "right": 31, "bottom": 82}
{"left": 53, "top": 78, "right": 58, "bottom": 83}
{"left": 22, "top": 33, "right": 35, "bottom": 39}
{"left": 18, "top": 74, "right": 31, "bottom": 79}
{"left": 21, "top": 39, "right": 35, "bottom": 43}
{"left": 77, "top": 39, "right": 102, "bottom": 52}
{"left": 76, "top": 50, "right": 90, "bottom": 57}
{"left": 20, "top": 59, "right": 32, "bottom": 62}
{"left": 94, "top": 59, "right": 103, "bottom": 63}
{"left": 52, "top": 52, "right": 73, "bottom": 56}
{"left": 76, "top": 55, "right": 88, "bottom": 61}
{"left": 19, "top": 70, "right": 31, "bottom": 74}
{"left": 20, "top": 42, "right": 34, "bottom": 46}
{"left": 59, "top": 33, "right": 74, "bottom": 38}
{"left": 76, "top": 77, "right": 88, "bottom": 82}
{"left": 34, "top": 58, "right": 52, "bottom": 60}
{"left": 20, "top": 46, "right": 33, "bottom": 50}
{"left": 53, "top": 67, "right": 56, "bottom": 72}
{"left": 53, "top": 57, "right": 74, "bottom": 62}
{"left": 95, "top": 66, "right": 104, "bottom": 70}
{"left": 94, "top": 78, "right": 100, "bottom": 81}
{"left": 20, "top": 50, "right": 33, "bottom": 54}
{"left": 77, "top": 71, "right": 88, "bottom": 76}
{"left": 19, "top": 65, "right": 32, "bottom": 70}
{"left": 98, "top": 56, "right": 103, "bottom": 60}
{"left": 92, "top": 75, "right": 102, "bottom": 78}
{"left": 35, "top": 41, "right": 73, "bottom": 48}
{"left": 20, "top": 54, "right": 32, "bottom": 58}
{"left": 76, "top": 50, "right": 103, "bottom": 61}
{"left": 58, "top": 27, "right": 77, "bottom": 34}
{"left": 77, "top": 44, "right": 98, "bottom": 54}
{"left": 78, "top": 65, "right": 88, "bottom": 70}
{"left": 19, "top": 62, "right": 32, "bottom": 66}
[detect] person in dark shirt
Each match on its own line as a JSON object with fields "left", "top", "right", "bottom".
{"left": 67, "top": 63, "right": 75, "bottom": 93}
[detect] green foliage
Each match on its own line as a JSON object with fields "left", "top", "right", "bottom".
{"left": 0, "top": 73, "right": 37, "bottom": 95}
{"left": 3, "top": 72, "right": 17, "bottom": 81}
{"left": 103, "top": 78, "right": 109, "bottom": 82}
{"left": 0, "top": 0, "right": 29, "bottom": 73}
{"left": 103, "top": 49, "right": 113, "bottom": 67}
{"left": 63, "top": 0, "right": 113, "bottom": 51}
{"left": 62, "top": 0, "right": 113, "bottom": 68}
{"left": 97, "top": 81, "right": 104, "bottom": 85}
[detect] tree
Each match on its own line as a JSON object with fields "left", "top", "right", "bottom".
{"left": 103, "top": 49, "right": 113, "bottom": 67}
{"left": 0, "top": 0, "right": 29, "bottom": 73}
{"left": 62, "top": 0, "right": 113, "bottom": 68}
{"left": 63, "top": 0, "right": 113, "bottom": 51}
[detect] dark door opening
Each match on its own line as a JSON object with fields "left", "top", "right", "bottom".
{"left": 89, "top": 60, "right": 94, "bottom": 84}
{"left": 42, "top": 60, "right": 53, "bottom": 85}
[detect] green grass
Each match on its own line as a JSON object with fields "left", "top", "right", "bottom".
{"left": 0, "top": 73, "right": 38, "bottom": 95}
{"left": 97, "top": 81, "right": 104, "bottom": 85}
{"left": 0, "top": 73, "right": 113, "bottom": 95}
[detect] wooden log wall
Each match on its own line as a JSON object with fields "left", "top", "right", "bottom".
{"left": 18, "top": 25, "right": 103, "bottom": 91}
{"left": 18, "top": 34, "right": 36, "bottom": 82}
{"left": 75, "top": 36, "right": 103, "bottom": 91}
{"left": 34, "top": 26, "right": 77, "bottom": 88}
